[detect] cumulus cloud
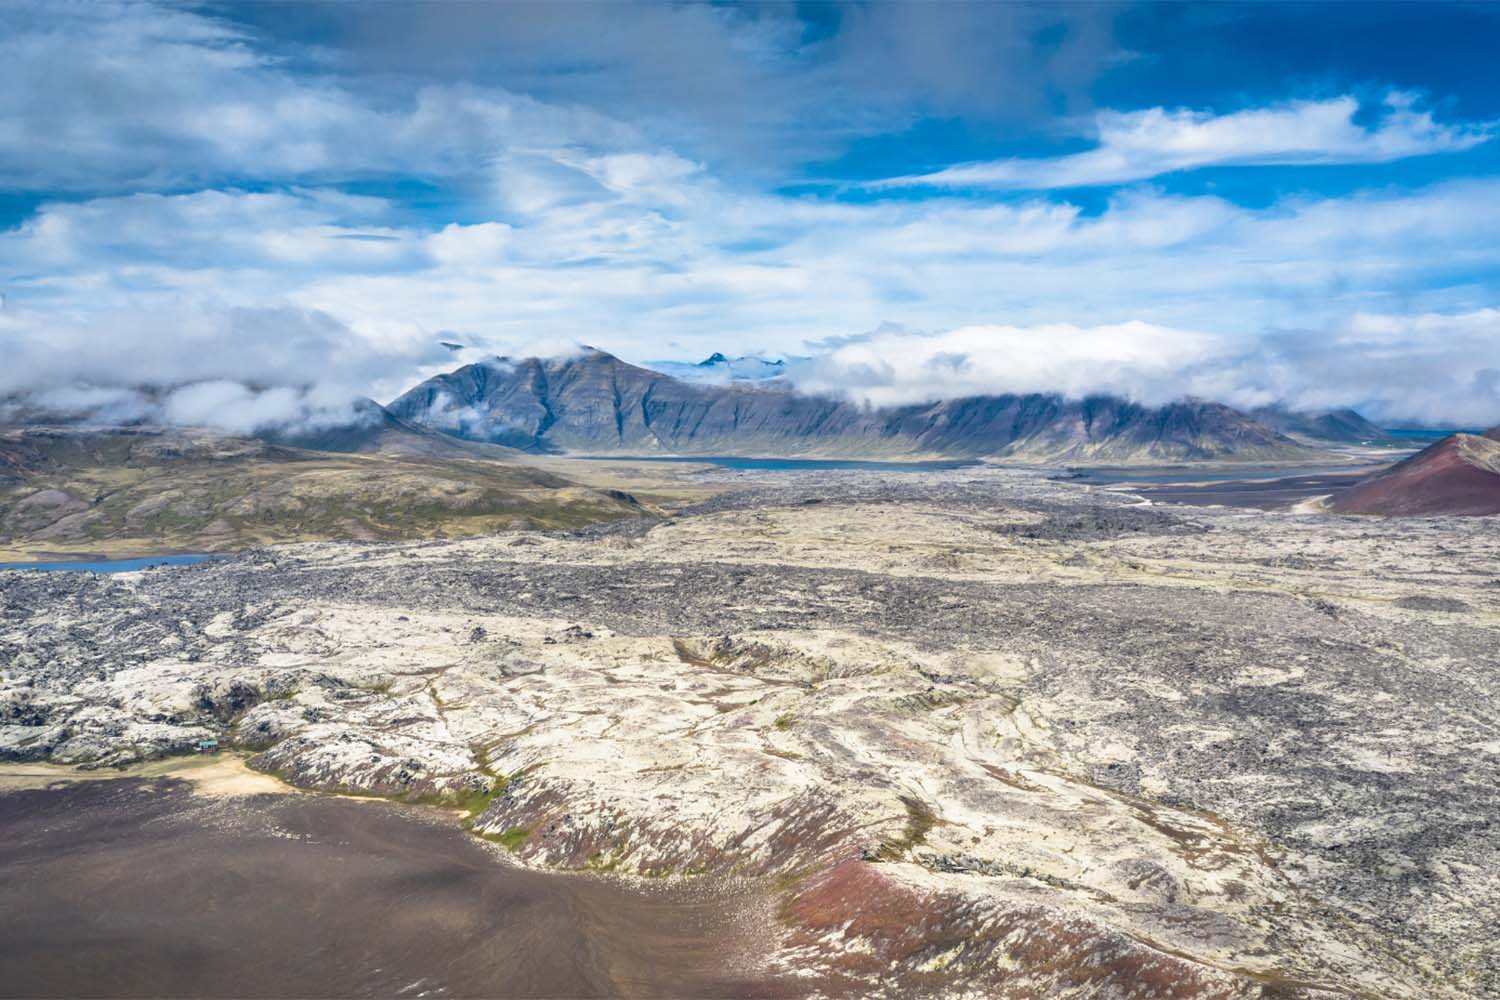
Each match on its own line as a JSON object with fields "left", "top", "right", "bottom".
{"left": 414, "top": 388, "right": 527, "bottom": 444}
{"left": 875, "top": 93, "right": 1497, "bottom": 190}
{"left": 1236, "top": 311, "right": 1500, "bottom": 428}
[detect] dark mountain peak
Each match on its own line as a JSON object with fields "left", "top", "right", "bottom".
{"left": 699, "top": 352, "right": 729, "bottom": 366}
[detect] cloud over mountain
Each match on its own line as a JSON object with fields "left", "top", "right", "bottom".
{"left": 785, "top": 311, "right": 1500, "bottom": 427}
{"left": 1, "top": 1, "right": 1497, "bottom": 429}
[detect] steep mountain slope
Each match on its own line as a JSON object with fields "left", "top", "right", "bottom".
{"left": 888, "top": 394, "right": 1307, "bottom": 462}
{"left": 0, "top": 390, "right": 515, "bottom": 463}
{"left": 262, "top": 398, "right": 528, "bottom": 461}
{"left": 1251, "top": 406, "right": 1393, "bottom": 444}
{"left": 0, "top": 425, "right": 644, "bottom": 560}
{"left": 1328, "top": 429, "right": 1500, "bottom": 516}
{"left": 388, "top": 349, "right": 1320, "bottom": 463}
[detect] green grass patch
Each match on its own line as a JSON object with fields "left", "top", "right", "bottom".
{"left": 487, "top": 826, "right": 532, "bottom": 850}
{"left": 873, "top": 795, "right": 939, "bottom": 862}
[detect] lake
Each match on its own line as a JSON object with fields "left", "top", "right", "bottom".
{"left": 1384, "top": 428, "right": 1473, "bottom": 441}
{"left": 0, "top": 554, "right": 220, "bottom": 573}
{"left": 581, "top": 455, "right": 978, "bottom": 472}
{"left": 1054, "top": 460, "right": 1404, "bottom": 485}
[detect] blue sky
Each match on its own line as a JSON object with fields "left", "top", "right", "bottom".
{"left": 1, "top": 0, "right": 1499, "bottom": 427}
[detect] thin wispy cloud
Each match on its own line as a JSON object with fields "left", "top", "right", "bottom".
{"left": 873, "top": 94, "right": 1496, "bottom": 190}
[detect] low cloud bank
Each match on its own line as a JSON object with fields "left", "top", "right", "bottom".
{"left": 0, "top": 303, "right": 456, "bottom": 436}
{"left": 4, "top": 380, "right": 380, "bottom": 438}
{"left": 3, "top": 301, "right": 1496, "bottom": 434}
{"left": 783, "top": 311, "right": 1500, "bottom": 428}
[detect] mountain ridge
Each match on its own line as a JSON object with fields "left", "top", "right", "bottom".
{"left": 388, "top": 348, "right": 1342, "bottom": 464}
{"left": 1250, "top": 406, "right": 1393, "bottom": 445}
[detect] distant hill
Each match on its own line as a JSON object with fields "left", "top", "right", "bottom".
{"left": 1328, "top": 428, "right": 1500, "bottom": 516}
{"left": 388, "top": 348, "right": 1326, "bottom": 464}
{"left": 261, "top": 397, "right": 528, "bottom": 461}
{"left": 1250, "top": 406, "right": 1393, "bottom": 445}
{"left": 0, "top": 424, "right": 644, "bottom": 560}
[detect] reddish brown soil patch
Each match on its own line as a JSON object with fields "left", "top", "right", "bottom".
{"left": 780, "top": 858, "right": 1310, "bottom": 999}
{"left": 1330, "top": 434, "right": 1500, "bottom": 516}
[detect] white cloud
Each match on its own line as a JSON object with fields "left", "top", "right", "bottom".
{"left": 875, "top": 94, "right": 1497, "bottom": 190}
{"left": 787, "top": 321, "right": 1225, "bottom": 408}
{"left": 5, "top": 173, "right": 1500, "bottom": 423}
{"left": 1, "top": 2, "right": 1497, "bottom": 429}
{"left": 159, "top": 380, "right": 366, "bottom": 436}
{"left": 784, "top": 311, "right": 1500, "bottom": 428}
{"left": 0, "top": 2, "right": 643, "bottom": 192}
{"left": 1243, "top": 310, "right": 1500, "bottom": 428}
{"left": 0, "top": 1, "right": 1119, "bottom": 193}
{"left": 0, "top": 301, "right": 454, "bottom": 420}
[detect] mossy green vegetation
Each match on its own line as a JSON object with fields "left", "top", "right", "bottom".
{"left": 872, "top": 795, "right": 938, "bottom": 862}
{"left": 486, "top": 826, "right": 532, "bottom": 850}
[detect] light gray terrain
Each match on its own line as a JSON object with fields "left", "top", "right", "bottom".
{"left": 2, "top": 467, "right": 1497, "bottom": 998}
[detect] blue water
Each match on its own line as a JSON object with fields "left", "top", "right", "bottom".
{"left": 1385, "top": 428, "right": 1475, "bottom": 441}
{"left": 1062, "top": 464, "right": 1385, "bottom": 485}
{"left": 0, "top": 554, "right": 220, "bottom": 573}
{"left": 580, "top": 455, "right": 978, "bottom": 472}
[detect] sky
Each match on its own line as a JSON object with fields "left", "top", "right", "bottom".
{"left": 2, "top": 0, "right": 1499, "bottom": 428}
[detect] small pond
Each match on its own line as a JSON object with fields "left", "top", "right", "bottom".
{"left": 0, "top": 554, "right": 220, "bottom": 573}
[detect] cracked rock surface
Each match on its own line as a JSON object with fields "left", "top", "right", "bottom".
{"left": 3, "top": 467, "right": 1497, "bottom": 999}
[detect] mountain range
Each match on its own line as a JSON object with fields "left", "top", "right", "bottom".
{"left": 388, "top": 348, "right": 1367, "bottom": 464}
{"left": 2, "top": 346, "right": 1494, "bottom": 549}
